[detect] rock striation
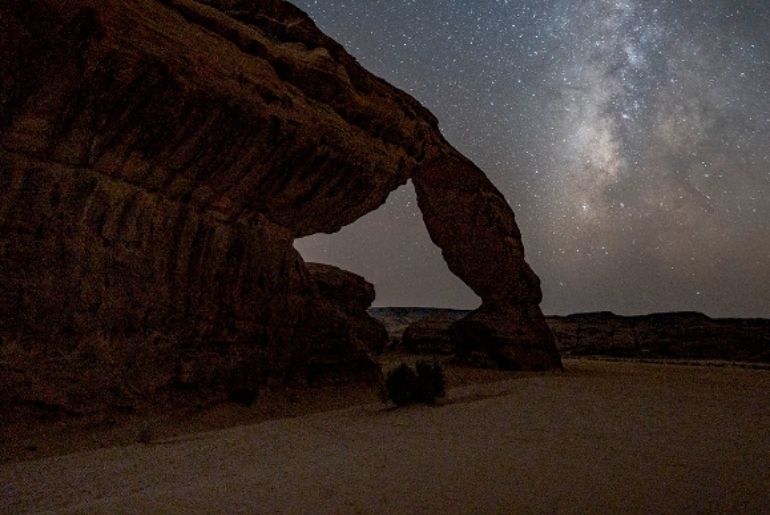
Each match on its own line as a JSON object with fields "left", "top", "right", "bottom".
{"left": 0, "top": 0, "right": 558, "bottom": 413}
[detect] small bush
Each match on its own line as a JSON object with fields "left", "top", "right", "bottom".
{"left": 385, "top": 363, "right": 418, "bottom": 406}
{"left": 227, "top": 368, "right": 259, "bottom": 406}
{"left": 385, "top": 361, "right": 446, "bottom": 406}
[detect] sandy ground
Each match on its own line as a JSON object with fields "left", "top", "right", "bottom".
{"left": 2, "top": 359, "right": 769, "bottom": 514}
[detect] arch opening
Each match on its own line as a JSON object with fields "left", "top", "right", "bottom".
{"left": 294, "top": 180, "right": 481, "bottom": 309}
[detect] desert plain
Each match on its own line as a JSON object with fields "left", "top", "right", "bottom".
{"left": 2, "top": 358, "right": 769, "bottom": 514}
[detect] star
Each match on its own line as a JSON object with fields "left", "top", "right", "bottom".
{"left": 293, "top": 0, "right": 770, "bottom": 317}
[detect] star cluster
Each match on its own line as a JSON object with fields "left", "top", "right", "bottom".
{"left": 293, "top": 0, "right": 770, "bottom": 317}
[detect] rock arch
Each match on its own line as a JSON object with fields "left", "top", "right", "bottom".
{"left": 0, "top": 0, "right": 559, "bottom": 412}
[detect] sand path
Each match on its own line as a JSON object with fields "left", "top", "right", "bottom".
{"left": 2, "top": 361, "right": 769, "bottom": 514}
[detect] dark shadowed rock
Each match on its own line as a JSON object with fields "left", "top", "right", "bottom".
{"left": 366, "top": 307, "right": 463, "bottom": 347}
{"left": 451, "top": 307, "right": 561, "bottom": 370}
{"left": 413, "top": 154, "right": 544, "bottom": 306}
{"left": 401, "top": 315, "right": 459, "bottom": 355}
{"left": 307, "top": 263, "right": 375, "bottom": 313}
{"left": 0, "top": 0, "right": 557, "bottom": 414}
{"left": 307, "top": 263, "right": 389, "bottom": 354}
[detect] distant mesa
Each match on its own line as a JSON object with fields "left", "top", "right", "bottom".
{"left": 0, "top": 0, "right": 558, "bottom": 414}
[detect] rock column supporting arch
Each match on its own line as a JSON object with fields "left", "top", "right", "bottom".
{"left": 413, "top": 152, "right": 562, "bottom": 370}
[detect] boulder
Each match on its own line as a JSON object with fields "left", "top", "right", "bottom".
{"left": 451, "top": 307, "right": 561, "bottom": 370}
{"left": 307, "top": 263, "right": 389, "bottom": 354}
{"left": 306, "top": 263, "right": 375, "bottom": 312}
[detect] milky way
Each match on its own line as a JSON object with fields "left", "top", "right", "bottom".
{"left": 292, "top": 0, "right": 770, "bottom": 317}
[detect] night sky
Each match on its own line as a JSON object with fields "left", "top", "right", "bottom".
{"left": 292, "top": 0, "right": 770, "bottom": 317}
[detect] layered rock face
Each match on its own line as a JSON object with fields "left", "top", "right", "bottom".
{"left": 0, "top": 0, "right": 558, "bottom": 412}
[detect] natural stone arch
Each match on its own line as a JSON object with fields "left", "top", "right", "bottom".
{"left": 0, "top": 0, "right": 559, "bottom": 413}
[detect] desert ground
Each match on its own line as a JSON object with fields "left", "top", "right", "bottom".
{"left": 2, "top": 359, "right": 769, "bottom": 514}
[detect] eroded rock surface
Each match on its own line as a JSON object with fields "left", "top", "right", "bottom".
{"left": 307, "top": 263, "right": 389, "bottom": 354}
{"left": 0, "top": 0, "right": 558, "bottom": 413}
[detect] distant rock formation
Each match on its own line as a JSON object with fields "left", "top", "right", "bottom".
{"left": 0, "top": 0, "right": 558, "bottom": 413}
{"left": 550, "top": 311, "right": 770, "bottom": 362}
{"left": 372, "top": 308, "right": 770, "bottom": 363}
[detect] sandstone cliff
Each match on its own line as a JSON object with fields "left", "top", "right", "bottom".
{"left": 0, "top": 0, "right": 558, "bottom": 413}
